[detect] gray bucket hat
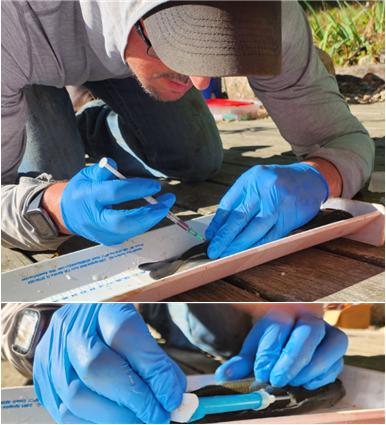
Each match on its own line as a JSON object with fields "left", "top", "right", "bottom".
{"left": 143, "top": 1, "right": 282, "bottom": 77}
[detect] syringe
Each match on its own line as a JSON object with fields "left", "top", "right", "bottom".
{"left": 171, "top": 390, "right": 293, "bottom": 423}
{"left": 99, "top": 158, "right": 204, "bottom": 240}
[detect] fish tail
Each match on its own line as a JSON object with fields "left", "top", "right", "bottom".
{"left": 139, "top": 257, "right": 178, "bottom": 272}
{"left": 149, "top": 260, "right": 184, "bottom": 280}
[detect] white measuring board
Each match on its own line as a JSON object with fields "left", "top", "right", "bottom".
{"left": 1, "top": 199, "right": 384, "bottom": 303}
{"left": 2, "top": 216, "right": 210, "bottom": 302}
{"left": 2, "top": 366, "right": 384, "bottom": 424}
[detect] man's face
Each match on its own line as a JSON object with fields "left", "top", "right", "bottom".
{"left": 124, "top": 22, "right": 210, "bottom": 102}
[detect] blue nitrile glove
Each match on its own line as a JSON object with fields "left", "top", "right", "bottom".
{"left": 33, "top": 304, "right": 187, "bottom": 424}
{"left": 61, "top": 158, "right": 175, "bottom": 246}
{"left": 205, "top": 163, "right": 329, "bottom": 258}
{"left": 215, "top": 305, "right": 348, "bottom": 390}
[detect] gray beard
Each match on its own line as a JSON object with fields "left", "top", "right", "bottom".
{"left": 127, "top": 64, "right": 192, "bottom": 101}
{"left": 134, "top": 75, "right": 166, "bottom": 101}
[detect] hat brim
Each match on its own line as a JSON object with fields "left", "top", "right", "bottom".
{"left": 143, "top": 1, "right": 282, "bottom": 77}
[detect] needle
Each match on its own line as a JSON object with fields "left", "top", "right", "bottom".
{"left": 99, "top": 158, "right": 204, "bottom": 240}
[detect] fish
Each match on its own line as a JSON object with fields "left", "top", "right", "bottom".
{"left": 139, "top": 208, "right": 353, "bottom": 280}
{"left": 289, "top": 208, "right": 353, "bottom": 234}
{"left": 177, "top": 377, "right": 345, "bottom": 423}
{"left": 139, "top": 241, "right": 210, "bottom": 280}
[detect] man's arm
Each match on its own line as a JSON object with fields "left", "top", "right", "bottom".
{"left": 1, "top": 2, "right": 70, "bottom": 251}
{"left": 1, "top": 180, "right": 73, "bottom": 250}
{"left": 1, "top": 2, "right": 73, "bottom": 251}
{"left": 40, "top": 182, "right": 73, "bottom": 235}
{"left": 248, "top": 1, "right": 374, "bottom": 198}
{"left": 205, "top": 2, "right": 372, "bottom": 258}
{"left": 302, "top": 158, "right": 342, "bottom": 198}
{"left": 1, "top": 303, "right": 63, "bottom": 379}
{"left": 1, "top": 90, "right": 72, "bottom": 250}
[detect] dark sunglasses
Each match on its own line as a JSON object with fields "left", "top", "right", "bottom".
{"left": 135, "top": 20, "right": 160, "bottom": 59}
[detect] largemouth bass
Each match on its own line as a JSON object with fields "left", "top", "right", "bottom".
{"left": 178, "top": 377, "right": 345, "bottom": 423}
{"left": 139, "top": 208, "right": 353, "bottom": 280}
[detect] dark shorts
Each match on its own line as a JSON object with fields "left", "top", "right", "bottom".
{"left": 140, "top": 303, "right": 253, "bottom": 358}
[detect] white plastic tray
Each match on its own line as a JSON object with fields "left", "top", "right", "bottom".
{"left": 1, "top": 366, "right": 384, "bottom": 424}
{"left": 1, "top": 198, "right": 384, "bottom": 302}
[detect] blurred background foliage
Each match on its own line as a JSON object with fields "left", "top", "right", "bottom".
{"left": 300, "top": 1, "right": 385, "bottom": 67}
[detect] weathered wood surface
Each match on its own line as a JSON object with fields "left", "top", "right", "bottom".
{"left": 317, "top": 238, "right": 385, "bottom": 268}
{"left": 208, "top": 162, "right": 250, "bottom": 186}
{"left": 317, "top": 273, "right": 385, "bottom": 302}
{"left": 225, "top": 248, "right": 384, "bottom": 302}
{"left": 1, "top": 249, "right": 34, "bottom": 273}
{"left": 159, "top": 180, "right": 227, "bottom": 212}
{"left": 2, "top": 108, "right": 384, "bottom": 302}
{"left": 164, "top": 280, "right": 267, "bottom": 302}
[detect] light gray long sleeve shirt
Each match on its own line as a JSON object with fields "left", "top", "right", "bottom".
{"left": 1, "top": 1, "right": 374, "bottom": 251}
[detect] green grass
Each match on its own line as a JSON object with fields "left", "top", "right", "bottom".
{"left": 304, "top": 0, "right": 385, "bottom": 67}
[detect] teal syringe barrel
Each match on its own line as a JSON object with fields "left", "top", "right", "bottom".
{"left": 188, "top": 390, "right": 276, "bottom": 422}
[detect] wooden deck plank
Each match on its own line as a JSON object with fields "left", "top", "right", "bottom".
{"left": 222, "top": 149, "right": 297, "bottom": 168}
{"left": 164, "top": 280, "right": 267, "bottom": 302}
{"left": 208, "top": 162, "right": 249, "bottom": 186}
{"left": 317, "top": 239, "right": 385, "bottom": 268}
{"left": 217, "top": 120, "right": 292, "bottom": 152}
{"left": 159, "top": 180, "right": 228, "bottom": 212}
{"left": 1, "top": 249, "right": 34, "bottom": 273}
{"left": 29, "top": 237, "right": 97, "bottom": 263}
{"left": 353, "top": 189, "right": 384, "bottom": 206}
{"left": 225, "top": 248, "right": 384, "bottom": 302}
{"left": 316, "top": 273, "right": 385, "bottom": 302}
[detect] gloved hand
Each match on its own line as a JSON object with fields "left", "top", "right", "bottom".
{"left": 33, "top": 304, "right": 187, "bottom": 424}
{"left": 215, "top": 305, "right": 348, "bottom": 390}
{"left": 205, "top": 163, "right": 329, "bottom": 258}
{"left": 61, "top": 158, "right": 175, "bottom": 245}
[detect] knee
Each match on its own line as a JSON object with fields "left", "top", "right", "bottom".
{"left": 175, "top": 146, "right": 224, "bottom": 182}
